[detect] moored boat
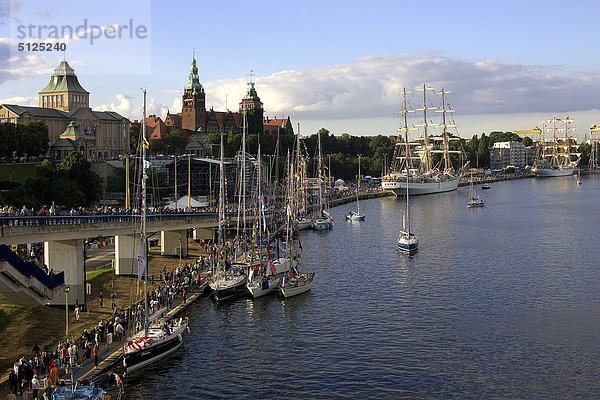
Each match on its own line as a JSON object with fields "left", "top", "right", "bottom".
{"left": 532, "top": 115, "right": 579, "bottom": 178}
{"left": 123, "top": 90, "right": 188, "bottom": 375}
{"left": 382, "top": 83, "right": 464, "bottom": 196}
{"left": 280, "top": 272, "right": 315, "bottom": 298}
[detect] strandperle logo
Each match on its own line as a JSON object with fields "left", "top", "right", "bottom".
{"left": 15, "top": 19, "right": 148, "bottom": 45}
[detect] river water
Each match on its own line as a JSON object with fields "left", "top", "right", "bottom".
{"left": 125, "top": 174, "right": 600, "bottom": 399}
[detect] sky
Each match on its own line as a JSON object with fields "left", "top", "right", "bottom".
{"left": 1, "top": 0, "right": 599, "bottom": 141}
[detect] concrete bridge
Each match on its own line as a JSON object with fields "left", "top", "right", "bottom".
{"left": 0, "top": 211, "right": 271, "bottom": 306}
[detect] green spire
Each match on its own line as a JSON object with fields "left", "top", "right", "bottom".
{"left": 184, "top": 52, "right": 203, "bottom": 93}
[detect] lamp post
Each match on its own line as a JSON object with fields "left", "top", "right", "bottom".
{"left": 83, "top": 240, "right": 88, "bottom": 312}
{"left": 65, "top": 286, "right": 70, "bottom": 338}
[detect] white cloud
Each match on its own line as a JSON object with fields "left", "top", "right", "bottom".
{"left": 200, "top": 54, "right": 600, "bottom": 125}
{"left": 93, "top": 94, "right": 179, "bottom": 121}
{"left": 0, "top": 37, "right": 56, "bottom": 84}
{"left": 0, "top": 95, "right": 35, "bottom": 105}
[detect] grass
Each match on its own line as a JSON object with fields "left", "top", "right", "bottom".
{"left": 0, "top": 163, "right": 40, "bottom": 184}
{"left": 87, "top": 265, "right": 114, "bottom": 282}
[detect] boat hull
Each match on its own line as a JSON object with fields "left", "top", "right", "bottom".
{"left": 247, "top": 276, "right": 281, "bottom": 298}
{"left": 296, "top": 218, "right": 313, "bottom": 230}
{"left": 210, "top": 276, "right": 247, "bottom": 302}
{"left": 398, "top": 232, "right": 418, "bottom": 255}
{"left": 532, "top": 167, "right": 574, "bottom": 177}
{"left": 312, "top": 217, "right": 333, "bottom": 230}
{"left": 280, "top": 275, "right": 314, "bottom": 298}
{"left": 346, "top": 212, "right": 365, "bottom": 221}
{"left": 384, "top": 175, "right": 460, "bottom": 196}
{"left": 123, "top": 328, "right": 185, "bottom": 374}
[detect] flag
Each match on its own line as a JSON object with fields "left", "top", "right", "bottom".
{"left": 137, "top": 240, "right": 147, "bottom": 280}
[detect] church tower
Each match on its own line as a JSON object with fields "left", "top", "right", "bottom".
{"left": 239, "top": 72, "right": 264, "bottom": 134}
{"left": 181, "top": 53, "right": 206, "bottom": 131}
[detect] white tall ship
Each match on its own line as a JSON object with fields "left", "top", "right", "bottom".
{"left": 532, "top": 115, "right": 579, "bottom": 177}
{"left": 382, "top": 83, "right": 463, "bottom": 196}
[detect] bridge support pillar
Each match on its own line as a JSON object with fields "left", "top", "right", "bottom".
{"left": 114, "top": 235, "right": 139, "bottom": 276}
{"left": 192, "top": 228, "right": 215, "bottom": 241}
{"left": 44, "top": 239, "right": 84, "bottom": 306}
{"left": 161, "top": 230, "right": 188, "bottom": 257}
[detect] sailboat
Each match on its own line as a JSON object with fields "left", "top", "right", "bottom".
{"left": 123, "top": 90, "right": 189, "bottom": 375}
{"left": 209, "top": 129, "right": 247, "bottom": 302}
{"left": 396, "top": 88, "right": 419, "bottom": 255}
{"left": 280, "top": 134, "right": 315, "bottom": 298}
{"left": 312, "top": 129, "right": 333, "bottom": 230}
{"left": 246, "top": 141, "right": 282, "bottom": 298}
{"left": 294, "top": 126, "right": 313, "bottom": 230}
{"left": 532, "top": 115, "right": 579, "bottom": 177}
{"left": 382, "top": 83, "right": 464, "bottom": 196}
{"left": 346, "top": 155, "right": 366, "bottom": 221}
{"left": 467, "top": 174, "right": 484, "bottom": 208}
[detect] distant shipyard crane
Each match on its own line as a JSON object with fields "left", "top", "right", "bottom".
{"left": 514, "top": 127, "right": 542, "bottom": 167}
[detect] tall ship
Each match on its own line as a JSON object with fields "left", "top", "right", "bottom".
{"left": 532, "top": 116, "right": 579, "bottom": 177}
{"left": 382, "top": 83, "right": 463, "bottom": 196}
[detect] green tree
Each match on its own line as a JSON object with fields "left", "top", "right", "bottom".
{"left": 56, "top": 152, "right": 103, "bottom": 206}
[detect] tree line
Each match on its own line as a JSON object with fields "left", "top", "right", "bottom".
{"left": 0, "top": 121, "right": 49, "bottom": 161}
{"left": 0, "top": 152, "right": 102, "bottom": 208}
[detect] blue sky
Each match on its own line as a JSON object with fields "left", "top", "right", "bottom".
{"left": 1, "top": 0, "right": 599, "bottom": 140}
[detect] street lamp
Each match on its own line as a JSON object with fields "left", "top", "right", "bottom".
{"left": 83, "top": 241, "right": 88, "bottom": 312}
{"left": 65, "top": 286, "right": 70, "bottom": 338}
{"left": 178, "top": 238, "right": 182, "bottom": 267}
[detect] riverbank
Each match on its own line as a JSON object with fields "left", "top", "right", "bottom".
{"left": 458, "top": 172, "right": 534, "bottom": 187}
{"left": 0, "top": 243, "right": 210, "bottom": 396}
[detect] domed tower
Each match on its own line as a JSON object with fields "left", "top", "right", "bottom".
{"left": 239, "top": 71, "right": 264, "bottom": 134}
{"left": 181, "top": 53, "right": 206, "bottom": 131}
{"left": 38, "top": 60, "right": 89, "bottom": 112}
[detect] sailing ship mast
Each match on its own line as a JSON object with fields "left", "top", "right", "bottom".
{"left": 356, "top": 155, "right": 361, "bottom": 215}
{"left": 317, "top": 130, "right": 324, "bottom": 216}
{"left": 217, "top": 130, "right": 226, "bottom": 278}
{"left": 401, "top": 88, "right": 412, "bottom": 234}
{"left": 236, "top": 112, "right": 248, "bottom": 259}
{"left": 414, "top": 83, "right": 436, "bottom": 173}
{"left": 140, "top": 89, "right": 149, "bottom": 336}
{"left": 438, "top": 88, "right": 454, "bottom": 172}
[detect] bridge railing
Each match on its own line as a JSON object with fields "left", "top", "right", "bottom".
{"left": 0, "top": 210, "right": 278, "bottom": 227}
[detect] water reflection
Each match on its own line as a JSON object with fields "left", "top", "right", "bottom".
{"left": 125, "top": 178, "right": 600, "bottom": 399}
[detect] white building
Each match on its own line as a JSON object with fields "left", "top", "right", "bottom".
{"left": 490, "top": 141, "right": 526, "bottom": 169}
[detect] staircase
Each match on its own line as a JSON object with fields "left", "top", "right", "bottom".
{"left": 0, "top": 245, "right": 65, "bottom": 305}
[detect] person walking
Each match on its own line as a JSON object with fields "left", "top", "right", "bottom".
{"left": 98, "top": 291, "right": 104, "bottom": 308}
{"left": 8, "top": 370, "right": 18, "bottom": 394}
{"left": 30, "top": 375, "right": 39, "bottom": 400}
{"left": 74, "top": 305, "right": 80, "bottom": 322}
{"left": 43, "top": 376, "right": 53, "bottom": 399}
{"left": 48, "top": 364, "right": 58, "bottom": 388}
{"left": 92, "top": 342, "right": 99, "bottom": 368}
{"left": 111, "top": 292, "right": 116, "bottom": 310}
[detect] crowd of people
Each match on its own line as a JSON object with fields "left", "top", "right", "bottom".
{"left": 6, "top": 306, "right": 129, "bottom": 400}
{"left": 3, "top": 252, "right": 210, "bottom": 399}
